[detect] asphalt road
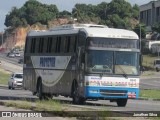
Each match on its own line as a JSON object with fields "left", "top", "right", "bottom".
{"left": 0, "top": 85, "right": 160, "bottom": 112}
{"left": 140, "top": 78, "right": 160, "bottom": 89}
{"left": 0, "top": 53, "right": 23, "bottom": 73}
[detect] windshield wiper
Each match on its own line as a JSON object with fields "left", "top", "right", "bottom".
{"left": 117, "top": 65, "right": 128, "bottom": 79}
{"left": 100, "top": 65, "right": 111, "bottom": 77}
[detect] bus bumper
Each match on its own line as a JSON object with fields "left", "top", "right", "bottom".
{"left": 85, "top": 86, "right": 139, "bottom": 99}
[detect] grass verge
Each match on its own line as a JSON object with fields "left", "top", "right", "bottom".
{"left": 0, "top": 68, "right": 11, "bottom": 85}
{"left": 35, "top": 99, "right": 62, "bottom": 111}
{"left": 140, "top": 71, "right": 155, "bottom": 76}
{"left": 140, "top": 90, "right": 160, "bottom": 99}
{"left": 1, "top": 100, "right": 114, "bottom": 118}
{"left": 4, "top": 100, "right": 32, "bottom": 110}
{"left": 1, "top": 100, "right": 160, "bottom": 119}
{"left": 4, "top": 99, "right": 62, "bottom": 111}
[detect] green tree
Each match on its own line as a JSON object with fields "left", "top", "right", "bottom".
{"left": 5, "top": 0, "right": 59, "bottom": 27}
{"left": 132, "top": 4, "right": 140, "bottom": 19}
{"left": 72, "top": 4, "right": 98, "bottom": 23}
{"left": 23, "top": 0, "right": 58, "bottom": 25}
{"left": 133, "top": 24, "right": 146, "bottom": 39}
{"left": 5, "top": 7, "right": 27, "bottom": 27}
{"left": 107, "top": 0, "right": 132, "bottom": 19}
{"left": 105, "top": 0, "right": 133, "bottom": 28}
{"left": 58, "top": 10, "right": 71, "bottom": 18}
{"left": 106, "top": 14, "right": 125, "bottom": 28}
{"left": 96, "top": 2, "right": 108, "bottom": 18}
{"left": 152, "top": 23, "right": 160, "bottom": 33}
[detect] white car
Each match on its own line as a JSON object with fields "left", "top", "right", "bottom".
{"left": 8, "top": 73, "right": 23, "bottom": 89}
{"left": 8, "top": 53, "right": 15, "bottom": 58}
{"left": 154, "top": 59, "right": 160, "bottom": 72}
{"left": 15, "top": 53, "right": 20, "bottom": 57}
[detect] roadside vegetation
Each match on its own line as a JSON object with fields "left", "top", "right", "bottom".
{"left": 0, "top": 68, "right": 11, "bottom": 85}
{"left": 4, "top": 0, "right": 139, "bottom": 29}
{"left": 3, "top": 99, "right": 62, "bottom": 112}
{"left": 5, "top": 100, "right": 32, "bottom": 110}
{"left": 1, "top": 99, "right": 115, "bottom": 119}
{"left": 142, "top": 54, "right": 158, "bottom": 70}
{"left": 35, "top": 99, "right": 62, "bottom": 111}
{"left": 140, "top": 90, "right": 160, "bottom": 99}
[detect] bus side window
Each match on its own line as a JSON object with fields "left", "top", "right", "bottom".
{"left": 61, "top": 36, "right": 66, "bottom": 53}
{"left": 35, "top": 37, "right": 39, "bottom": 53}
{"left": 51, "top": 37, "right": 56, "bottom": 53}
{"left": 69, "top": 36, "right": 76, "bottom": 52}
{"left": 74, "top": 36, "right": 77, "bottom": 52}
{"left": 30, "top": 38, "right": 36, "bottom": 53}
{"left": 78, "top": 34, "right": 85, "bottom": 47}
{"left": 64, "top": 36, "right": 70, "bottom": 53}
{"left": 25, "top": 37, "right": 30, "bottom": 53}
{"left": 43, "top": 37, "right": 48, "bottom": 53}
{"left": 47, "top": 37, "right": 53, "bottom": 53}
{"left": 56, "top": 37, "right": 61, "bottom": 53}
{"left": 38, "top": 38, "right": 44, "bottom": 53}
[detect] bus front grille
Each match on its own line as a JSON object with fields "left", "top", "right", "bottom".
{"left": 100, "top": 90, "right": 127, "bottom": 96}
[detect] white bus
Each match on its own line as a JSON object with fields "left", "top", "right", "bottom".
{"left": 23, "top": 24, "right": 140, "bottom": 107}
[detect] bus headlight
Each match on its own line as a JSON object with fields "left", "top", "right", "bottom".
{"left": 14, "top": 81, "right": 17, "bottom": 83}
{"left": 86, "top": 81, "right": 100, "bottom": 86}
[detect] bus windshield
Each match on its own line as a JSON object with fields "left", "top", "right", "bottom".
{"left": 86, "top": 50, "right": 139, "bottom": 75}
{"left": 87, "top": 50, "right": 113, "bottom": 74}
{"left": 115, "top": 51, "right": 139, "bottom": 75}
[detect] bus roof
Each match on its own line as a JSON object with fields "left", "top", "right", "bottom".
{"left": 27, "top": 24, "right": 139, "bottom": 40}
{"left": 81, "top": 27, "right": 139, "bottom": 39}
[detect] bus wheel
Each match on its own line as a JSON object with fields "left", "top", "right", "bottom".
{"left": 156, "top": 68, "right": 159, "bottom": 72}
{"left": 72, "top": 82, "right": 85, "bottom": 105}
{"left": 37, "top": 80, "right": 44, "bottom": 100}
{"left": 44, "top": 94, "right": 53, "bottom": 100}
{"left": 116, "top": 98, "right": 127, "bottom": 107}
{"left": 32, "top": 92, "right": 37, "bottom": 95}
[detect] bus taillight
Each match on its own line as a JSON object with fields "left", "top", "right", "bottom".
{"left": 128, "top": 92, "right": 136, "bottom": 98}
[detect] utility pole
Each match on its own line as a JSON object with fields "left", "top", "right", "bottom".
{"left": 140, "top": 24, "right": 141, "bottom": 52}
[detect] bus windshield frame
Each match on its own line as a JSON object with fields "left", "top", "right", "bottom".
{"left": 86, "top": 37, "right": 140, "bottom": 76}
{"left": 87, "top": 37, "right": 139, "bottom": 49}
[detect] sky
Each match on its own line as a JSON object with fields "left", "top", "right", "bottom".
{"left": 0, "top": 0, "right": 152, "bottom": 32}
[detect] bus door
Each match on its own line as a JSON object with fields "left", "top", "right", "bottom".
{"left": 77, "top": 47, "right": 85, "bottom": 97}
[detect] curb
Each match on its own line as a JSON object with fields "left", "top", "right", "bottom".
{"left": 138, "top": 97, "right": 160, "bottom": 101}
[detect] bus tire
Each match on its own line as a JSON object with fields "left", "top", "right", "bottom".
{"left": 37, "top": 79, "right": 44, "bottom": 100}
{"left": 72, "top": 81, "right": 85, "bottom": 105}
{"left": 32, "top": 92, "right": 37, "bottom": 95}
{"left": 116, "top": 98, "right": 127, "bottom": 107}
{"left": 8, "top": 86, "right": 11, "bottom": 89}
{"left": 44, "top": 94, "right": 53, "bottom": 100}
{"left": 11, "top": 83, "right": 15, "bottom": 90}
{"left": 156, "top": 68, "right": 159, "bottom": 72}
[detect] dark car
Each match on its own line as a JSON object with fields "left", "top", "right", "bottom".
{"left": 18, "top": 58, "right": 23, "bottom": 64}
{"left": 6, "top": 52, "right": 10, "bottom": 57}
